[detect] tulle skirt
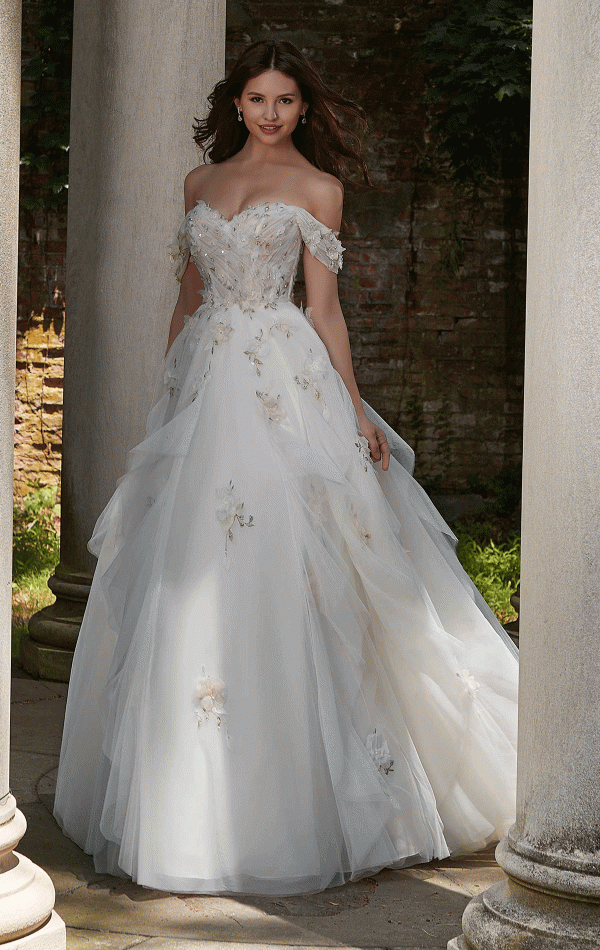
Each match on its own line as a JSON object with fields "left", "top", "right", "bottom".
{"left": 54, "top": 298, "right": 518, "bottom": 895}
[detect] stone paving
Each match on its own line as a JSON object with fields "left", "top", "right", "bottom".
{"left": 10, "top": 664, "right": 503, "bottom": 950}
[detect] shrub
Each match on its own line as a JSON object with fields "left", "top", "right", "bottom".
{"left": 455, "top": 519, "right": 520, "bottom": 621}
{"left": 13, "top": 483, "right": 60, "bottom": 582}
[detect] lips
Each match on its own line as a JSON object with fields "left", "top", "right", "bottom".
{"left": 259, "top": 125, "right": 282, "bottom": 133}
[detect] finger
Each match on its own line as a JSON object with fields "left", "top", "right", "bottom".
{"left": 369, "top": 435, "right": 381, "bottom": 461}
{"left": 376, "top": 430, "right": 390, "bottom": 471}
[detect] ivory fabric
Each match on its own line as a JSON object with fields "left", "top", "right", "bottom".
{"left": 54, "top": 200, "right": 518, "bottom": 895}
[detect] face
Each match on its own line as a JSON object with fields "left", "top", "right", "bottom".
{"left": 235, "top": 70, "right": 307, "bottom": 144}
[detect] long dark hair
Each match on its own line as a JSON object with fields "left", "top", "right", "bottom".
{"left": 193, "top": 40, "right": 372, "bottom": 187}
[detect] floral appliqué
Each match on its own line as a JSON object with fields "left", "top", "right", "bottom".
{"left": 294, "top": 350, "right": 330, "bottom": 419}
{"left": 244, "top": 328, "right": 270, "bottom": 376}
{"left": 193, "top": 668, "right": 227, "bottom": 728}
{"left": 347, "top": 498, "right": 371, "bottom": 546}
{"left": 164, "top": 355, "right": 179, "bottom": 397}
{"left": 303, "top": 229, "right": 344, "bottom": 271}
{"left": 366, "top": 729, "right": 394, "bottom": 775}
{"left": 457, "top": 669, "right": 480, "bottom": 697}
{"left": 270, "top": 318, "right": 295, "bottom": 339}
{"left": 256, "top": 389, "right": 287, "bottom": 423}
{"left": 215, "top": 481, "right": 255, "bottom": 555}
{"left": 355, "top": 435, "right": 372, "bottom": 472}
{"left": 206, "top": 321, "right": 234, "bottom": 354}
{"left": 191, "top": 370, "right": 211, "bottom": 403}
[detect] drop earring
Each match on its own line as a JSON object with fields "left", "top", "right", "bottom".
{"left": 237, "top": 107, "right": 243, "bottom": 122}
{"left": 302, "top": 112, "right": 307, "bottom": 124}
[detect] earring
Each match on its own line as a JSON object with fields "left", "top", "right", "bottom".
{"left": 237, "top": 107, "right": 243, "bottom": 122}
{"left": 302, "top": 112, "right": 307, "bottom": 124}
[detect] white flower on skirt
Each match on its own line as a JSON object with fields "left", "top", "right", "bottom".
{"left": 296, "top": 351, "right": 329, "bottom": 389}
{"left": 270, "top": 319, "right": 294, "bottom": 338}
{"left": 193, "top": 668, "right": 228, "bottom": 727}
{"left": 355, "top": 435, "right": 372, "bottom": 472}
{"left": 163, "top": 369, "right": 178, "bottom": 397}
{"left": 256, "top": 389, "right": 287, "bottom": 423}
{"left": 294, "top": 350, "right": 330, "bottom": 415}
{"left": 366, "top": 729, "right": 394, "bottom": 775}
{"left": 206, "top": 321, "right": 234, "bottom": 351}
{"left": 215, "top": 480, "right": 255, "bottom": 546}
{"left": 244, "top": 328, "right": 270, "bottom": 376}
{"left": 457, "top": 668, "right": 480, "bottom": 696}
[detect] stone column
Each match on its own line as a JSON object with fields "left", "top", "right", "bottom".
{"left": 21, "top": 0, "right": 225, "bottom": 680}
{"left": 449, "top": 1, "right": 600, "bottom": 947}
{"left": 0, "top": 0, "right": 66, "bottom": 944}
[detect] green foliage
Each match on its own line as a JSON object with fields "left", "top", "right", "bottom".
{"left": 455, "top": 520, "right": 520, "bottom": 620}
{"left": 467, "top": 464, "right": 522, "bottom": 517}
{"left": 422, "top": 0, "right": 533, "bottom": 182}
{"left": 21, "top": 0, "right": 74, "bottom": 212}
{"left": 13, "top": 483, "right": 60, "bottom": 582}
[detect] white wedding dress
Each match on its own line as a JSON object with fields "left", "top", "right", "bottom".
{"left": 54, "top": 199, "right": 518, "bottom": 896}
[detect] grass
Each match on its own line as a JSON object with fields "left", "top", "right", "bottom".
{"left": 454, "top": 513, "right": 521, "bottom": 623}
{"left": 12, "top": 483, "right": 60, "bottom": 658}
{"left": 12, "top": 570, "right": 55, "bottom": 657}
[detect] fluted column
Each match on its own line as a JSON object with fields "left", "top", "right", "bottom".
{"left": 0, "top": 0, "right": 66, "bottom": 944}
{"left": 449, "top": 1, "right": 600, "bottom": 946}
{"left": 21, "top": 0, "right": 225, "bottom": 680}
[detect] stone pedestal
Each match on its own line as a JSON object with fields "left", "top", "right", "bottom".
{"left": 21, "top": 0, "right": 225, "bottom": 680}
{"left": 449, "top": 1, "right": 600, "bottom": 947}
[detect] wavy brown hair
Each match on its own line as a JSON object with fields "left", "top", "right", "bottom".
{"left": 193, "top": 40, "right": 372, "bottom": 187}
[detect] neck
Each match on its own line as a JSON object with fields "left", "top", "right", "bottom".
{"left": 237, "top": 133, "right": 299, "bottom": 164}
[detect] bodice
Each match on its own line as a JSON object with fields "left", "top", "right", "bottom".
{"left": 170, "top": 200, "right": 344, "bottom": 312}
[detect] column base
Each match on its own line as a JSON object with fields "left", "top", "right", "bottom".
{"left": 1, "top": 911, "right": 65, "bottom": 949}
{"left": 0, "top": 797, "right": 66, "bottom": 947}
{"left": 18, "top": 638, "right": 73, "bottom": 683}
{"left": 448, "top": 838, "right": 600, "bottom": 949}
{"left": 20, "top": 567, "right": 91, "bottom": 682}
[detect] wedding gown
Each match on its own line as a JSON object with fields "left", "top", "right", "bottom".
{"left": 53, "top": 199, "right": 519, "bottom": 896}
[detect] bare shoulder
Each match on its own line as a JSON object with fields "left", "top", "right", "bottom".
{"left": 302, "top": 169, "right": 344, "bottom": 231}
{"left": 184, "top": 164, "right": 214, "bottom": 210}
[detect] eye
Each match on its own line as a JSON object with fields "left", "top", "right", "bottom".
{"left": 250, "top": 96, "right": 263, "bottom": 103}
{"left": 279, "top": 98, "right": 293, "bottom": 104}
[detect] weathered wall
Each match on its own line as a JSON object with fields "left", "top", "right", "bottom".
{"left": 16, "top": 0, "right": 527, "bottom": 494}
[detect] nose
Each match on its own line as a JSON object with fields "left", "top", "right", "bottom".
{"left": 264, "top": 102, "right": 278, "bottom": 120}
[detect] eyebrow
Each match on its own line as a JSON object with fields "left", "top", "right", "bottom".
{"left": 246, "top": 91, "right": 298, "bottom": 97}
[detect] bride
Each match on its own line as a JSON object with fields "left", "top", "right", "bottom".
{"left": 54, "top": 39, "right": 518, "bottom": 896}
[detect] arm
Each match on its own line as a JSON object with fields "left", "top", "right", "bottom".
{"left": 304, "top": 186, "right": 390, "bottom": 471}
{"left": 165, "top": 173, "right": 207, "bottom": 357}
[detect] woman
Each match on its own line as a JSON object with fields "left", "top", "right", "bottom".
{"left": 54, "top": 40, "right": 518, "bottom": 896}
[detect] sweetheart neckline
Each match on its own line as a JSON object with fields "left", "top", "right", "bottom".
{"left": 189, "top": 198, "right": 339, "bottom": 236}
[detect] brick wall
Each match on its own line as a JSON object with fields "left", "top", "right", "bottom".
{"left": 15, "top": 0, "right": 527, "bottom": 495}
{"left": 227, "top": 0, "right": 527, "bottom": 490}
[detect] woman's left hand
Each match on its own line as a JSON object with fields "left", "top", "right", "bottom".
{"left": 357, "top": 412, "right": 390, "bottom": 471}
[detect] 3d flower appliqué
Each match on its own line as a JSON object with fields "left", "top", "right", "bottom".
{"left": 164, "top": 369, "right": 179, "bottom": 397}
{"left": 193, "top": 668, "right": 228, "bottom": 728}
{"left": 366, "top": 729, "right": 394, "bottom": 775}
{"left": 355, "top": 435, "right": 372, "bottom": 472}
{"left": 294, "top": 350, "right": 330, "bottom": 418}
{"left": 457, "top": 669, "right": 480, "bottom": 697}
{"left": 256, "top": 389, "right": 287, "bottom": 423}
{"left": 215, "top": 481, "right": 255, "bottom": 556}
{"left": 347, "top": 498, "right": 371, "bottom": 546}
{"left": 244, "top": 328, "right": 270, "bottom": 376}
{"left": 270, "top": 319, "right": 294, "bottom": 339}
{"left": 206, "top": 321, "right": 234, "bottom": 353}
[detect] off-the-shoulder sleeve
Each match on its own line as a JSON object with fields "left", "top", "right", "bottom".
{"left": 168, "top": 219, "right": 191, "bottom": 282}
{"left": 295, "top": 208, "right": 345, "bottom": 273}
